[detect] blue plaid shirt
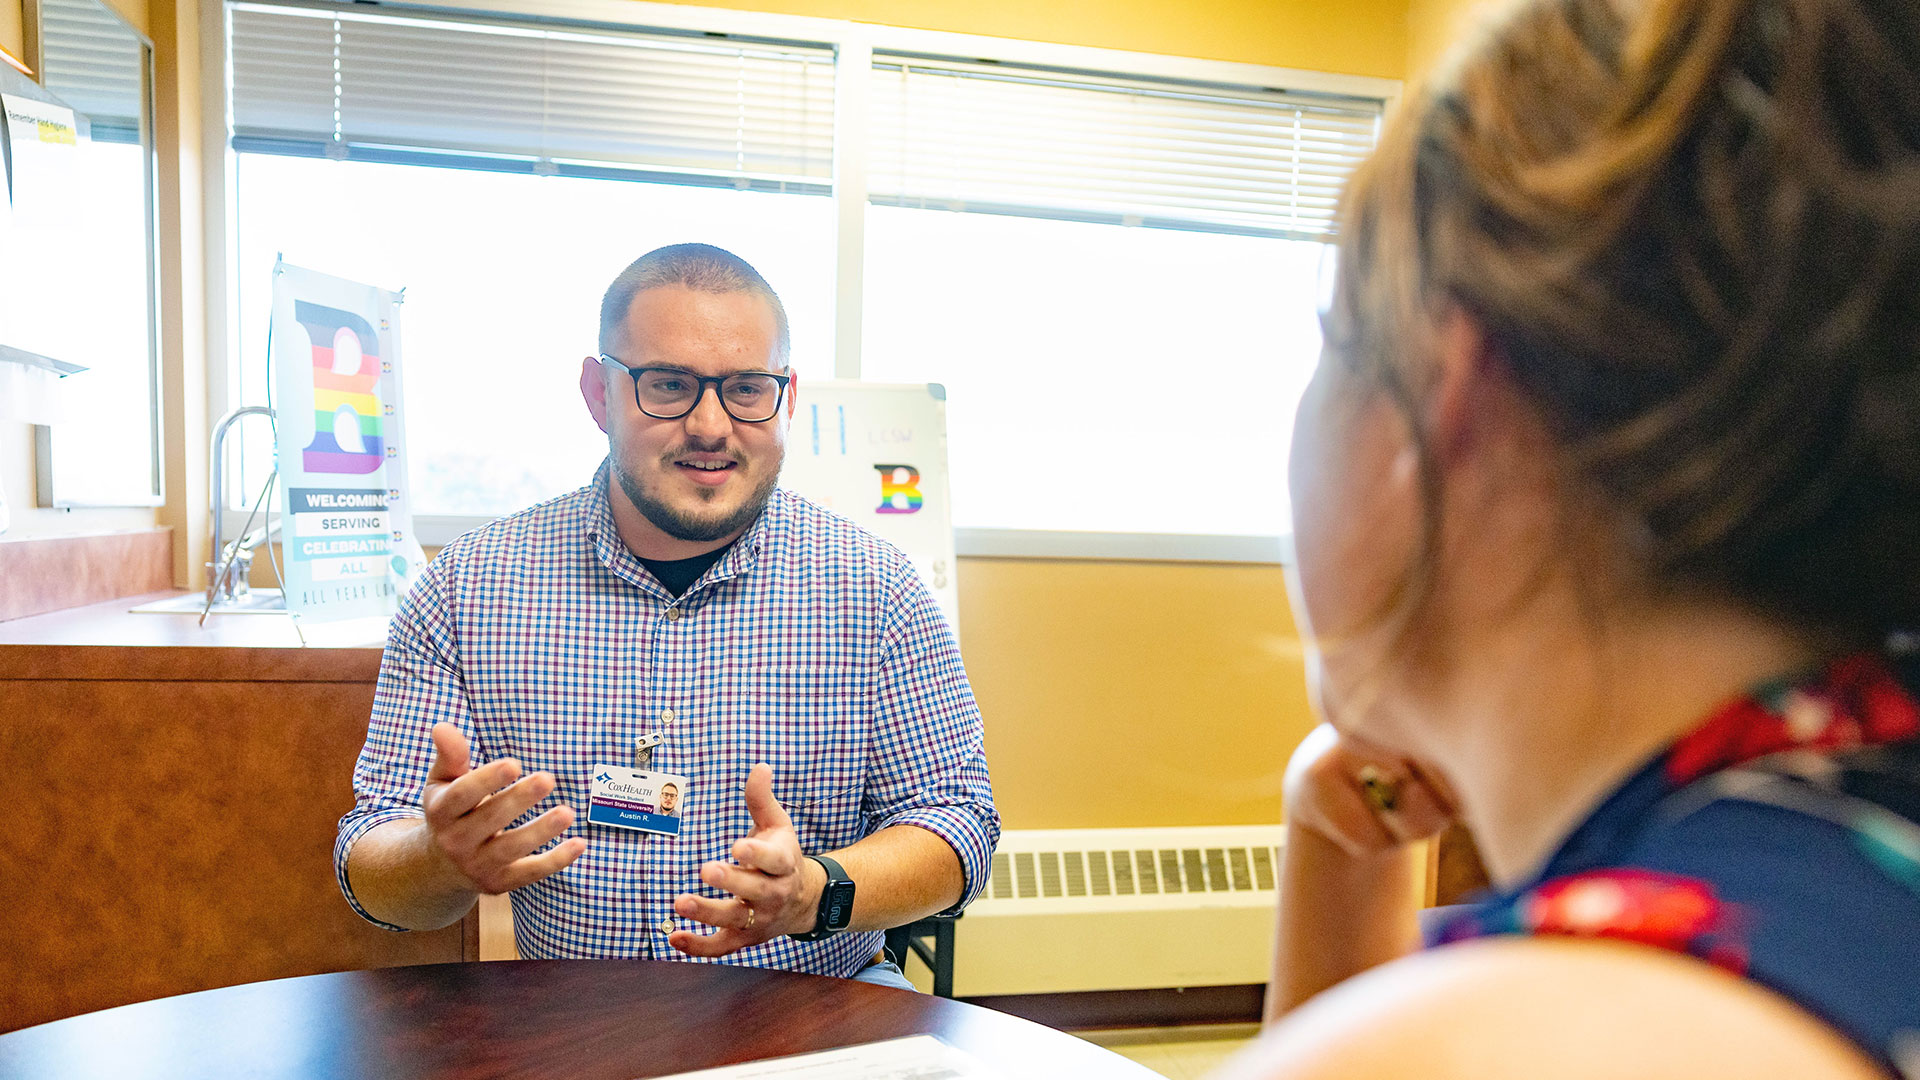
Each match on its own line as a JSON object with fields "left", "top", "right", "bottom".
{"left": 336, "top": 462, "right": 999, "bottom": 977}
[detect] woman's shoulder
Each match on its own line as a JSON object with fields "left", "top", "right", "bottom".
{"left": 1215, "top": 936, "right": 1889, "bottom": 1080}
{"left": 1425, "top": 741, "right": 1920, "bottom": 1076}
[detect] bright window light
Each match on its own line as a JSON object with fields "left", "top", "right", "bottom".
{"left": 232, "top": 153, "right": 835, "bottom": 517}
{"left": 861, "top": 206, "right": 1327, "bottom": 537}
{"left": 20, "top": 139, "right": 152, "bottom": 505}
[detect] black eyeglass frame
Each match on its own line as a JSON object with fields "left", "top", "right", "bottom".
{"left": 597, "top": 354, "right": 793, "bottom": 424}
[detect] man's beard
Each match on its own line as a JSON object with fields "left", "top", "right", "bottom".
{"left": 614, "top": 450, "right": 781, "bottom": 544}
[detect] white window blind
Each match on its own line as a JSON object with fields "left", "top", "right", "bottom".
{"left": 228, "top": 2, "right": 835, "bottom": 190}
{"left": 869, "top": 56, "right": 1382, "bottom": 239}
{"left": 37, "top": 0, "right": 145, "bottom": 142}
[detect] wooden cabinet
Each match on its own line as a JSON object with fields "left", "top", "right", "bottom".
{"left": 0, "top": 594, "right": 473, "bottom": 1033}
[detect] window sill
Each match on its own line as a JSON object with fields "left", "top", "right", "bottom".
{"left": 408, "top": 515, "right": 1290, "bottom": 565}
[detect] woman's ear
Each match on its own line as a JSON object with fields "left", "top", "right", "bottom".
{"left": 1426, "top": 308, "right": 1497, "bottom": 466}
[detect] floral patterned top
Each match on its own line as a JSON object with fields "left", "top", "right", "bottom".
{"left": 1429, "top": 653, "right": 1920, "bottom": 1077}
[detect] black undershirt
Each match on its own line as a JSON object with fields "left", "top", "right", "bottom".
{"left": 636, "top": 540, "right": 735, "bottom": 598}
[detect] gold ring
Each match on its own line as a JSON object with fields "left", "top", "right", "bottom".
{"left": 742, "top": 902, "right": 756, "bottom": 931}
{"left": 1357, "top": 765, "right": 1401, "bottom": 814}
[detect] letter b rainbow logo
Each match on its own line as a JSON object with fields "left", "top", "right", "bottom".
{"left": 875, "top": 464, "right": 923, "bottom": 514}
{"left": 296, "top": 300, "right": 385, "bottom": 475}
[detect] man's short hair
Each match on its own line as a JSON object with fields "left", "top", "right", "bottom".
{"left": 598, "top": 243, "right": 791, "bottom": 365}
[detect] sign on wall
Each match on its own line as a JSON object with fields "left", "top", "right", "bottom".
{"left": 778, "top": 381, "right": 958, "bottom": 630}
{"left": 271, "top": 261, "right": 424, "bottom": 623}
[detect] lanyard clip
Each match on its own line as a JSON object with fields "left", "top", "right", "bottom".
{"left": 633, "top": 732, "right": 665, "bottom": 771}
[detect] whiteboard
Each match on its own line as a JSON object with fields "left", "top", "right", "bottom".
{"left": 778, "top": 380, "right": 959, "bottom": 630}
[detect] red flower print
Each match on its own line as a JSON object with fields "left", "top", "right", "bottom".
{"left": 1667, "top": 655, "right": 1920, "bottom": 783}
{"left": 1668, "top": 699, "right": 1794, "bottom": 783}
{"left": 1521, "top": 869, "right": 1746, "bottom": 972}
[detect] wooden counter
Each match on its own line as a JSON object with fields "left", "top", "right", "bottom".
{"left": 0, "top": 592, "right": 473, "bottom": 1034}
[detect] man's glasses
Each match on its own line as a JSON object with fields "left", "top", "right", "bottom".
{"left": 598, "top": 355, "right": 791, "bottom": 424}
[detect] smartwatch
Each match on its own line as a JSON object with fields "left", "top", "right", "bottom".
{"left": 790, "top": 854, "right": 855, "bottom": 941}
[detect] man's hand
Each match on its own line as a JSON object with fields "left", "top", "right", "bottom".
{"left": 419, "top": 721, "right": 586, "bottom": 894}
{"left": 668, "top": 763, "right": 820, "bottom": 958}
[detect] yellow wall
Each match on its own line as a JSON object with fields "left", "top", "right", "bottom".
{"left": 1406, "top": 0, "right": 1500, "bottom": 83}
{"left": 1, "top": 2, "right": 20, "bottom": 61}
{"left": 960, "top": 558, "right": 1309, "bottom": 828}
{"left": 653, "top": 0, "right": 1409, "bottom": 80}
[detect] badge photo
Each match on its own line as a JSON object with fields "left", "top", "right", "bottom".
{"left": 587, "top": 764, "right": 690, "bottom": 836}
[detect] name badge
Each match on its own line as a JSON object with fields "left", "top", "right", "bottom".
{"left": 588, "top": 763, "right": 689, "bottom": 836}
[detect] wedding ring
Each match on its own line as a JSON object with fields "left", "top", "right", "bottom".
{"left": 742, "top": 902, "right": 756, "bottom": 931}
{"left": 1357, "top": 765, "right": 1402, "bottom": 814}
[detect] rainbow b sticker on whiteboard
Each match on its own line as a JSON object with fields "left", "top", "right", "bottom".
{"left": 779, "top": 382, "right": 957, "bottom": 631}
{"left": 272, "top": 262, "right": 424, "bottom": 623}
{"left": 874, "top": 464, "right": 924, "bottom": 514}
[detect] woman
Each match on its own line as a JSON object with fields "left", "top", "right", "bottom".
{"left": 1224, "top": 0, "right": 1920, "bottom": 1076}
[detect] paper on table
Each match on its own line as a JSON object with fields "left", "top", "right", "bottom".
{"left": 643, "top": 1035, "right": 1013, "bottom": 1080}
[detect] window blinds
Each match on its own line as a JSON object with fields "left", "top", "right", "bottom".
{"left": 868, "top": 57, "right": 1383, "bottom": 239}
{"left": 38, "top": 0, "right": 145, "bottom": 143}
{"left": 227, "top": 2, "right": 835, "bottom": 190}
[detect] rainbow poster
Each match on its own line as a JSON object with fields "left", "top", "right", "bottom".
{"left": 271, "top": 262, "right": 424, "bottom": 624}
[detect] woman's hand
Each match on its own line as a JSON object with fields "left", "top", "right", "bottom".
{"left": 1283, "top": 723, "right": 1459, "bottom": 857}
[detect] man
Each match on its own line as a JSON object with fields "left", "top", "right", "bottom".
{"left": 335, "top": 244, "right": 997, "bottom": 987}
{"left": 658, "top": 783, "right": 680, "bottom": 816}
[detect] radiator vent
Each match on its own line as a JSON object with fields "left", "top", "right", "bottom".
{"left": 936, "top": 826, "right": 1430, "bottom": 997}
{"left": 984, "top": 845, "right": 1278, "bottom": 901}
{"left": 943, "top": 825, "right": 1287, "bottom": 996}
{"left": 965, "top": 825, "right": 1285, "bottom": 919}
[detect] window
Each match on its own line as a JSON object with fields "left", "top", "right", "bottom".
{"left": 866, "top": 57, "right": 1378, "bottom": 237}
{"left": 862, "top": 56, "right": 1374, "bottom": 540}
{"left": 863, "top": 207, "right": 1327, "bottom": 537}
{"left": 225, "top": 2, "right": 837, "bottom": 517}
{"left": 14, "top": 0, "right": 159, "bottom": 507}
{"left": 231, "top": 156, "right": 834, "bottom": 516}
{"left": 220, "top": 1, "right": 1389, "bottom": 557}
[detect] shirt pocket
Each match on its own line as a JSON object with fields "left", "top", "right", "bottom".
{"left": 725, "top": 663, "right": 873, "bottom": 852}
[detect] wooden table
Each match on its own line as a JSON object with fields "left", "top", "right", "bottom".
{"left": 0, "top": 959, "right": 1166, "bottom": 1079}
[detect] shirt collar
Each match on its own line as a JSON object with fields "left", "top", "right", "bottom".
{"left": 1528, "top": 651, "right": 1920, "bottom": 886}
{"left": 579, "top": 458, "right": 775, "bottom": 600}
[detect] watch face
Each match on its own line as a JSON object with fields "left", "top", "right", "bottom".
{"left": 822, "top": 880, "right": 856, "bottom": 931}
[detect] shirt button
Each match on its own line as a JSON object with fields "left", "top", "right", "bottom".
{"left": 660, "top": 708, "right": 676, "bottom": 724}
{"left": 665, "top": 608, "right": 682, "bottom": 623}
{"left": 659, "top": 918, "right": 675, "bottom": 935}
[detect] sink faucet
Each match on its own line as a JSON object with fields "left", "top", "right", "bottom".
{"left": 207, "top": 405, "right": 277, "bottom": 606}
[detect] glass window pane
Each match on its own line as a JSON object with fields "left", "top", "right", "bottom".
{"left": 233, "top": 154, "right": 834, "bottom": 516}
{"left": 861, "top": 206, "right": 1326, "bottom": 537}
{"left": 25, "top": 138, "right": 155, "bottom": 505}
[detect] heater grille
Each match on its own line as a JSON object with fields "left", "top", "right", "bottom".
{"left": 983, "top": 845, "right": 1279, "bottom": 901}
{"left": 941, "top": 826, "right": 1290, "bottom": 996}
{"left": 964, "top": 826, "right": 1287, "bottom": 919}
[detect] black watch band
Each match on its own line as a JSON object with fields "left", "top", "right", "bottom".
{"left": 789, "top": 854, "right": 856, "bottom": 942}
